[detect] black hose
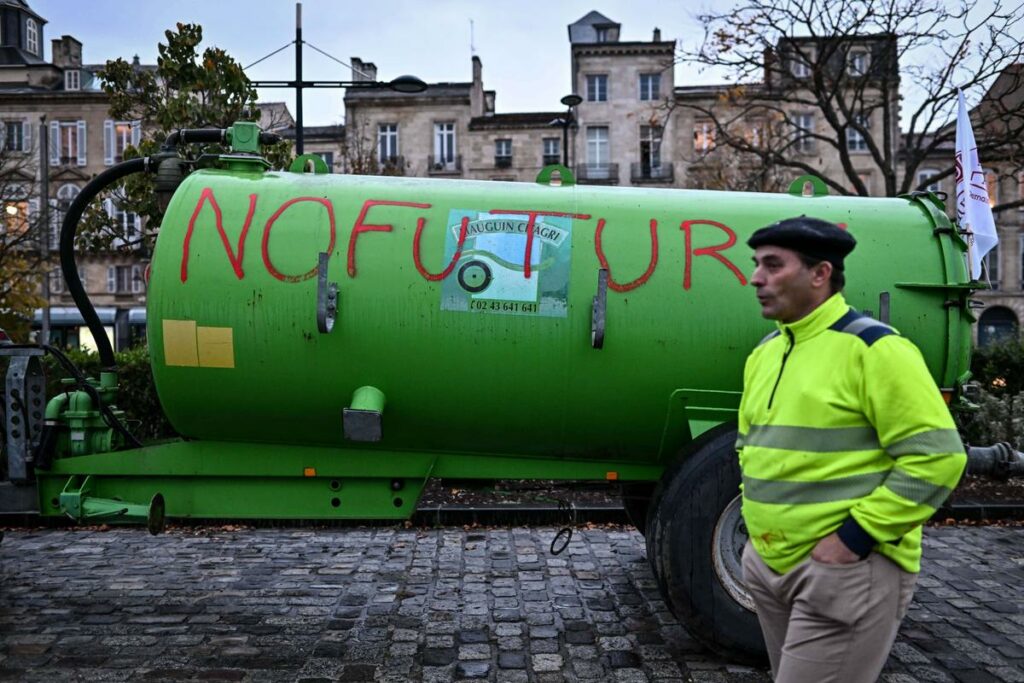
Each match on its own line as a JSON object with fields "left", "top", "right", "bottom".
{"left": 161, "top": 128, "right": 225, "bottom": 152}
{"left": 59, "top": 157, "right": 149, "bottom": 369}
{"left": 159, "top": 128, "right": 280, "bottom": 154}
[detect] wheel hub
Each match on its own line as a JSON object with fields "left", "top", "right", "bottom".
{"left": 712, "top": 494, "right": 756, "bottom": 612}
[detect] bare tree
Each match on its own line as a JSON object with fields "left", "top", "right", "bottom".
{"left": 0, "top": 135, "right": 48, "bottom": 337}
{"left": 675, "top": 0, "right": 1024, "bottom": 209}
{"left": 341, "top": 115, "right": 406, "bottom": 177}
{"left": 680, "top": 91, "right": 794, "bottom": 192}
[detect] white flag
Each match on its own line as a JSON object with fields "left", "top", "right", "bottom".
{"left": 955, "top": 89, "right": 998, "bottom": 280}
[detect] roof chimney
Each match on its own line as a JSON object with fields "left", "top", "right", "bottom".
{"left": 350, "top": 57, "right": 377, "bottom": 83}
{"left": 471, "top": 55, "right": 484, "bottom": 117}
{"left": 51, "top": 35, "right": 82, "bottom": 69}
{"left": 653, "top": 27, "right": 661, "bottom": 42}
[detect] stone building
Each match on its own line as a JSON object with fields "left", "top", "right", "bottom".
{"left": 944, "top": 65, "right": 1024, "bottom": 345}
{"left": 340, "top": 10, "right": 1023, "bottom": 344}
{"left": 4, "top": 1, "right": 1021, "bottom": 349}
{"left": 569, "top": 12, "right": 677, "bottom": 187}
{"left": 0, "top": 0, "right": 149, "bottom": 351}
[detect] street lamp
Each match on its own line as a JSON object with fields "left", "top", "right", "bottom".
{"left": 248, "top": 3, "right": 427, "bottom": 155}
{"left": 550, "top": 93, "right": 582, "bottom": 168}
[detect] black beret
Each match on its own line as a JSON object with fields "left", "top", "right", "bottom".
{"left": 747, "top": 216, "right": 856, "bottom": 269}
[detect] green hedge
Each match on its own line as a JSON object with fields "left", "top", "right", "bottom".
{"left": 955, "top": 338, "right": 1024, "bottom": 448}
{"left": 970, "top": 338, "right": 1024, "bottom": 396}
{"left": 40, "top": 345, "right": 177, "bottom": 443}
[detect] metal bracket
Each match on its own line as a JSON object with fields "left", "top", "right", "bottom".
{"left": 59, "top": 475, "right": 166, "bottom": 534}
{"left": 317, "top": 252, "right": 339, "bottom": 334}
{"left": 879, "top": 291, "right": 890, "bottom": 324}
{"left": 4, "top": 350, "right": 45, "bottom": 483}
{"left": 591, "top": 268, "right": 608, "bottom": 349}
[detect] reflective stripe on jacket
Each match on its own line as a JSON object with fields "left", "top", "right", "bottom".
{"left": 737, "top": 293, "right": 966, "bottom": 574}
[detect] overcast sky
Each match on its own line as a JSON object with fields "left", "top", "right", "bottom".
{"left": 33, "top": 0, "right": 715, "bottom": 126}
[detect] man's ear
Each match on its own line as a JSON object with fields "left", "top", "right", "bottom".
{"left": 811, "top": 261, "right": 833, "bottom": 289}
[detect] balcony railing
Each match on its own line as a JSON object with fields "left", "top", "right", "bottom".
{"left": 378, "top": 155, "right": 405, "bottom": 174}
{"left": 494, "top": 156, "right": 513, "bottom": 168}
{"left": 631, "top": 162, "right": 674, "bottom": 183}
{"left": 428, "top": 155, "right": 462, "bottom": 175}
{"left": 542, "top": 154, "right": 561, "bottom": 166}
{"left": 576, "top": 163, "right": 619, "bottom": 184}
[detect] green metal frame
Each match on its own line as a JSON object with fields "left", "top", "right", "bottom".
{"left": 36, "top": 439, "right": 666, "bottom": 522}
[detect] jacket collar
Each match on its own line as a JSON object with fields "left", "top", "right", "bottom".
{"left": 777, "top": 292, "right": 848, "bottom": 342}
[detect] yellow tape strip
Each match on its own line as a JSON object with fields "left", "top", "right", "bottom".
{"left": 162, "top": 320, "right": 198, "bottom": 367}
{"left": 197, "top": 326, "right": 235, "bottom": 369}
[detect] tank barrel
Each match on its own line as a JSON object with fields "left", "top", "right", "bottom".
{"left": 965, "top": 443, "right": 1024, "bottom": 479}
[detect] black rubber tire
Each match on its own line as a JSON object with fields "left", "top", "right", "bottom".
{"left": 647, "top": 424, "right": 766, "bottom": 663}
{"left": 621, "top": 482, "right": 656, "bottom": 536}
{"left": 645, "top": 424, "right": 732, "bottom": 602}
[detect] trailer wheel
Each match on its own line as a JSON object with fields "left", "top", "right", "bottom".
{"left": 621, "top": 482, "right": 655, "bottom": 535}
{"left": 647, "top": 424, "right": 766, "bottom": 662}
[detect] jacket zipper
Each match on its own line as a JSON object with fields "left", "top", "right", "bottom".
{"left": 767, "top": 328, "right": 795, "bottom": 410}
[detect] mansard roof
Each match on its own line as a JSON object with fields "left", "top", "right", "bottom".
{"left": 568, "top": 11, "right": 620, "bottom": 43}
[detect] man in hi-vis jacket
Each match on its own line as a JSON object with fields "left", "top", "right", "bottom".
{"left": 737, "top": 217, "right": 966, "bottom": 683}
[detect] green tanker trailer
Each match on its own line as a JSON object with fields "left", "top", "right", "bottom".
{"left": 2, "top": 122, "right": 1021, "bottom": 660}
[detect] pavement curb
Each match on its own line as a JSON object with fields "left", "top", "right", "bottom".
{"left": 4, "top": 500, "right": 1021, "bottom": 530}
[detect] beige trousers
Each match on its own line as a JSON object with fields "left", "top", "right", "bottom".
{"left": 741, "top": 540, "right": 917, "bottom": 683}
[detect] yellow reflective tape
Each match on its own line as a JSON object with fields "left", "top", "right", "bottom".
{"left": 743, "top": 470, "right": 887, "bottom": 504}
{"left": 884, "top": 469, "right": 953, "bottom": 508}
{"left": 197, "top": 326, "right": 235, "bottom": 369}
{"left": 745, "top": 424, "right": 880, "bottom": 453}
{"left": 885, "top": 429, "right": 964, "bottom": 457}
{"left": 163, "top": 319, "right": 198, "bottom": 367}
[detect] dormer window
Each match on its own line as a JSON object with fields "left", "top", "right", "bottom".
{"left": 25, "top": 19, "right": 38, "bottom": 56}
{"left": 595, "top": 27, "right": 609, "bottom": 42}
{"left": 65, "top": 70, "right": 80, "bottom": 91}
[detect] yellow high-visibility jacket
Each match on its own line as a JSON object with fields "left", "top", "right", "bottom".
{"left": 737, "top": 293, "right": 966, "bottom": 574}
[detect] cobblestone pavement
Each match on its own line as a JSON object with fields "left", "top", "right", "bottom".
{"left": 0, "top": 524, "right": 1021, "bottom": 682}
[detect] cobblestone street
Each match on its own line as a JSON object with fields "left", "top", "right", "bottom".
{"left": 1, "top": 524, "right": 1021, "bottom": 682}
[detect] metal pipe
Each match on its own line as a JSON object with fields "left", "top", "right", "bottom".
{"left": 38, "top": 116, "right": 50, "bottom": 345}
{"left": 295, "top": 1, "right": 304, "bottom": 156}
{"left": 59, "top": 158, "right": 149, "bottom": 369}
{"left": 966, "top": 443, "right": 1024, "bottom": 479}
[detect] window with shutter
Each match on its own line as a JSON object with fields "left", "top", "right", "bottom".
{"left": 49, "top": 121, "right": 59, "bottom": 165}
{"left": 106, "top": 121, "right": 136, "bottom": 164}
{"left": 47, "top": 198, "right": 59, "bottom": 250}
{"left": 76, "top": 121, "right": 87, "bottom": 166}
{"left": 3, "top": 121, "right": 24, "bottom": 152}
{"left": 56, "top": 122, "right": 79, "bottom": 165}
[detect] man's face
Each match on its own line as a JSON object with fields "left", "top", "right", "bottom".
{"left": 750, "top": 246, "right": 830, "bottom": 323}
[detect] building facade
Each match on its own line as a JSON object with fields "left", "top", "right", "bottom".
{"left": 341, "top": 10, "right": 1023, "bottom": 344}
{"left": 0, "top": 0, "right": 148, "bottom": 350}
{"left": 4, "top": 2, "right": 1021, "bottom": 348}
